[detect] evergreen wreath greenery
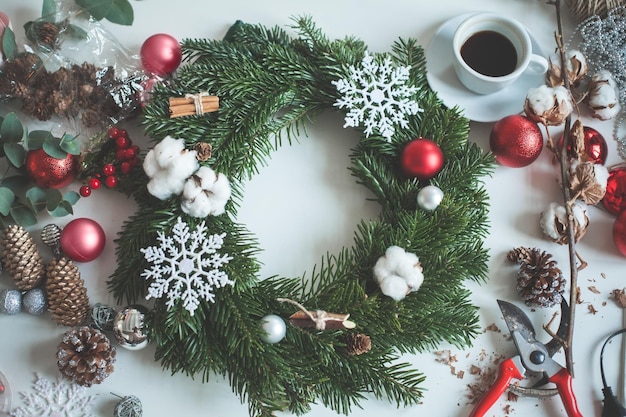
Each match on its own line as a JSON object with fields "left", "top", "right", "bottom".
{"left": 107, "top": 17, "right": 494, "bottom": 416}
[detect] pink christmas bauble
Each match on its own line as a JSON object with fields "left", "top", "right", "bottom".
{"left": 401, "top": 138, "right": 444, "bottom": 180}
{"left": 140, "top": 34, "right": 182, "bottom": 76}
{"left": 613, "top": 210, "right": 626, "bottom": 257}
{"left": 490, "top": 115, "right": 543, "bottom": 168}
{"left": 60, "top": 218, "right": 106, "bottom": 262}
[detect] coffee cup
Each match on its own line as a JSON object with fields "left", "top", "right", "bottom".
{"left": 452, "top": 12, "right": 548, "bottom": 95}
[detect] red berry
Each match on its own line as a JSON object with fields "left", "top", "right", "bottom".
{"left": 118, "top": 129, "right": 128, "bottom": 138}
{"left": 124, "top": 147, "right": 137, "bottom": 160}
{"left": 89, "top": 177, "right": 101, "bottom": 189}
{"left": 120, "top": 161, "right": 132, "bottom": 174}
{"left": 79, "top": 185, "right": 92, "bottom": 197}
{"left": 102, "top": 163, "right": 116, "bottom": 176}
{"left": 105, "top": 175, "right": 118, "bottom": 188}
{"left": 115, "top": 136, "right": 131, "bottom": 149}
{"left": 107, "top": 127, "right": 120, "bottom": 139}
{"left": 116, "top": 149, "right": 127, "bottom": 161}
{"left": 129, "top": 156, "right": 140, "bottom": 167}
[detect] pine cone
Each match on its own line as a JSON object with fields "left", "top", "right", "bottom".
{"left": 509, "top": 247, "right": 565, "bottom": 308}
{"left": 345, "top": 333, "right": 372, "bottom": 355}
{"left": 0, "top": 225, "right": 45, "bottom": 291}
{"left": 45, "top": 257, "right": 90, "bottom": 326}
{"left": 57, "top": 326, "right": 116, "bottom": 387}
{"left": 35, "top": 22, "right": 60, "bottom": 48}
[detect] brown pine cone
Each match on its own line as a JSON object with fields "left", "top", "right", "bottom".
{"left": 45, "top": 257, "right": 90, "bottom": 326}
{"left": 57, "top": 326, "right": 116, "bottom": 387}
{"left": 510, "top": 247, "right": 565, "bottom": 308}
{"left": 0, "top": 225, "right": 45, "bottom": 291}
{"left": 345, "top": 333, "right": 372, "bottom": 356}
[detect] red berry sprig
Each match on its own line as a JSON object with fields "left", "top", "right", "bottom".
{"left": 80, "top": 126, "right": 141, "bottom": 197}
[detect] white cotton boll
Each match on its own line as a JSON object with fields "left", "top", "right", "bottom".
{"left": 594, "top": 163, "right": 610, "bottom": 188}
{"left": 211, "top": 174, "right": 232, "bottom": 203}
{"left": 168, "top": 150, "right": 200, "bottom": 181}
{"left": 526, "top": 85, "right": 555, "bottom": 114}
{"left": 147, "top": 173, "right": 187, "bottom": 200}
{"left": 182, "top": 177, "right": 204, "bottom": 201}
{"left": 379, "top": 275, "right": 409, "bottom": 301}
{"left": 588, "top": 70, "right": 621, "bottom": 120}
{"left": 153, "top": 136, "right": 186, "bottom": 167}
{"left": 181, "top": 191, "right": 212, "bottom": 218}
{"left": 142, "top": 148, "right": 160, "bottom": 177}
{"left": 194, "top": 166, "right": 218, "bottom": 186}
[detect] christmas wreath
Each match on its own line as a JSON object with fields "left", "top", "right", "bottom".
{"left": 102, "top": 17, "right": 492, "bottom": 416}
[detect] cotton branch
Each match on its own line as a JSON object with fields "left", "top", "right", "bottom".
{"left": 548, "top": 0, "right": 579, "bottom": 377}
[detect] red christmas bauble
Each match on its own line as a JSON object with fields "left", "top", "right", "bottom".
{"left": 140, "top": 34, "right": 182, "bottom": 76}
{"left": 25, "top": 148, "right": 77, "bottom": 189}
{"left": 613, "top": 210, "right": 626, "bottom": 256}
{"left": 558, "top": 126, "right": 608, "bottom": 165}
{"left": 490, "top": 115, "right": 543, "bottom": 168}
{"left": 401, "top": 138, "right": 444, "bottom": 180}
{"left": 603, "top": 166, "right": 626, "bottom": 215}
{"left": 60, "top": 218, "right": 106, "bottom": 262}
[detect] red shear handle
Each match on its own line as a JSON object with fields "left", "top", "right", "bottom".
{"left": 468, "top": 357, "right": 524, "bottom": 417}
{"left": 549, "top": 368, "right": 583, "bottom": 417}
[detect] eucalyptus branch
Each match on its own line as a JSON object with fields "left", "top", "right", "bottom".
{"left": 549, "top": 0, "right": 579, "bottom": 377}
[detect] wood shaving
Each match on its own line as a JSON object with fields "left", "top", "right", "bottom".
{"left": 589, "top": 286, "right": 601, "bottom": 294}
{"left": 484, "top": 323, "right": 501, "bottom": 333}
{"left": 611, "top": 288, "right": 626, "bottom": 308}
{"left": 588, "top": 304, "right": 598, "bottom": 314}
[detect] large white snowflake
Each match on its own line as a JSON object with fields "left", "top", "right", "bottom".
{"left": 332, "top": 52, "right": 422, "bottom": 141}
{"left": 140, "top": 217, "right": 233, "bottom": 316}
{"left": 11, "top": 374, "right": 95, "bottom": 417}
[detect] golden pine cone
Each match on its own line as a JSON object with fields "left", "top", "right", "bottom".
{"left": 45, "top": 257, "right": 90, "bottom": 326}
{"left": 0, "top": 225, "right": 45, "bottom": 291}
{"left": 57, "top": 326, "right": 116, "bottom": 387}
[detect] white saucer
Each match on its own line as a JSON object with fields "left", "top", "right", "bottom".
{"left": 425, "top": 13, "right": 545, "bottom": 123}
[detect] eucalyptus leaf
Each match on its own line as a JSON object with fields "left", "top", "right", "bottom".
{"left": 106, "top": 0, "right": 134, "bottom": 25}
{"left": 26, "top": 130, "right": 53, "bottom": 150}
{"left": 45, "top": 188, "right": 63, "bottom": 211}
{"left": 62, "top": 190, "right": 80, "bottom": 205}
{"left": 43, "top": 138, "right": 69, "bottom": 159}
{"left": 0, "top": 187, "right": 15, "bottom": 216}
{"left": 25, "top": 186, "right": 47, "bottom": 213}
{"left": 0, "top": 113, "right": 24, "bottom": 143}
{"left": 1, "top": 175, "right": 30, "bottom": 190}
{"left": 10, "top": 204, "right": 37, "bottom": 227}
{"left": 3, "top": 143, "right": 26, "bottom": 168}
{"left": 42, "top": 0, "right": 57, "bottom": 20}
{"left": 2, "top": 26, "right": 16, "bottom": 61}
{"left": 49, "top": 200, "right": 74, "bottom": 217}
{"left": 60, "top": 133, "right": 81, "bottom": 155}
{"left": 75, "top": 0, "right": 113, "bottom": 21}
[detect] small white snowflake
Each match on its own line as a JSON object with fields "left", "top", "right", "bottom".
{"left": 11, "top": 374, "right": 95, "bottom": 417}
{"left": 140, "top": 217, "right": 234, "bottom": 315}
{"left": 332, "top": 52, "right": 422, "bottom": 141}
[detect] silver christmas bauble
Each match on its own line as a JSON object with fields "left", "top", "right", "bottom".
{"left": 260, "top": 314, "right": 286, "bottom": 344}
{"left": 0, "top": 289, "right": 21, "bottom": 315}
{"left": 417, "top": 185, "right": 444, "bottom": 211}
{"left": 113, "top": 305, "right": 149, "bottom": 350}
{"left": 22, "top": 287, "right": 47, "bottom": 315}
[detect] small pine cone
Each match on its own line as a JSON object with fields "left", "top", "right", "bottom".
{"left": 0, "top": 225, "right": 45, "bottom": 291}
{"left": 46, "top": 257, "right": 90, "bottom": 326}
{"left": 34, "top": 22, "right": 60, "bottom": 48}
{"left": 506, "top": 247, "right": 533, "bottom": 264}
{"left": 345, "top": 333, "right": 372, "bottom": 356}
{"left": 514, "top": 248, "right": 565, "bottom": 308}
{"left": 57, "top": 326, "right": 116, "bottom": 387}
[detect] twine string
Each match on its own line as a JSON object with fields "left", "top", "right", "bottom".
{"left": 277, "top": 298, "right": 328, "bottom": 330}
{"left": 184, "top": 91, "right": 210, "bottom": 115}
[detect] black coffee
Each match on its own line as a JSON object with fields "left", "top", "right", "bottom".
{"left": 460, "top": 30, "right": 517, "bottom": 77}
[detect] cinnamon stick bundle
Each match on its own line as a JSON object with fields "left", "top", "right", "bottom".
{"left": 169, "top": 94, "right": 219, "bottom": 118}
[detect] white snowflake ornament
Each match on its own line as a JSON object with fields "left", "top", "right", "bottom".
{"left": 332, "top": 52, "right": 422, "bottom": 141}
{"left": 11, "top": 374, "right": 95, "bottom": 417}
{"left": 140, "top": 217, "right": 234, "bottom": 315}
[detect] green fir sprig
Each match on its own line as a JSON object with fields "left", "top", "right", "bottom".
{"left": 109, "top": 17, "right": 494, "bottom": 416}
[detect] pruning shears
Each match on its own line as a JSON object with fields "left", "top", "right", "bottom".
{"left": 468, "top": 299, "right": 583, "bottom": 417}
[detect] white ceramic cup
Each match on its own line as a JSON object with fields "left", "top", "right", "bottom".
{"left": 452, "top": 12, "right": 548, "bottom": 95}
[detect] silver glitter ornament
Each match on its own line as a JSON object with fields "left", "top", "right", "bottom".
{"left": 22, "top": 287, "right": 47, "bottom": 315}
{"left": 417, "top": 185, "right": 444, "bottom": 211}
{"left": 260, "top": 314, "right": 286, "bottom": 344}
{"left": 114, "top": 395, "right": 143, "bottom": 417}
{"left": 113, "top": 305, "right": 149, "bottom": 350}
{"left": 90, "top": 303, "right": 117, "bottom": 331}
{"left": 41, "top": 224, "right": 62, "bottom": 259}
{"left": 0, "top": 289, "right": 21, "bottom": 315}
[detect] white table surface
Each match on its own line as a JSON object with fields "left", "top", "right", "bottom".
{"left": 2, "top": 1, "right": 625, "bottom": 417}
